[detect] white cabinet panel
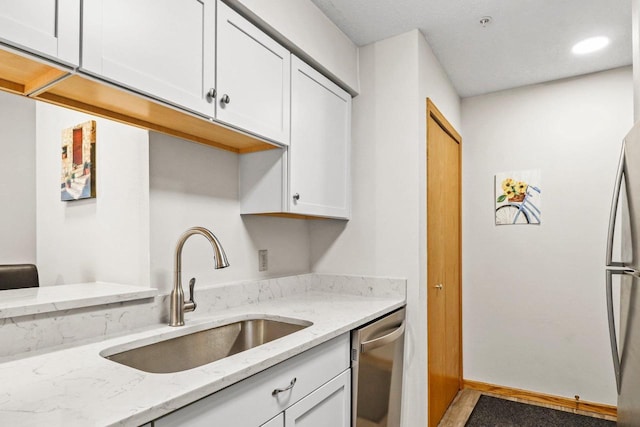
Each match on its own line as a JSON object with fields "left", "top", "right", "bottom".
{"left": 285, "top": 369, "right": 351, "bottom": 427}
{"left": 239, "top": 148, "right": 287, "bottom": 214}
{"left": 81, "top": 0, "right": 215, "bottom": 117}
{"left": 154, "top": 334, "right": 350, "bottom": 427}
{"left": 216, "top": 1, "right": 290, "bottom": 145}
{"left": 0, "top": 0, "right": 80, "bottom": 65}
{"left": 239, "top": 56, "right": 351, "bottom": 219}
{"left": 289, "top": 55, "right": 351, "bottom": 219}
{"left": 262, "top": 413, "right": 284, "bottom": 427}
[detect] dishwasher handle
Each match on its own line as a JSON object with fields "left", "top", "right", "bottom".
{"left": 361, "top": 321, "right": 406, "bottom": 353}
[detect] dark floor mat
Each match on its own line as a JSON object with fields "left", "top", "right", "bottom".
{"left": 465, "top": 395, "right": 615, "bottom": 427}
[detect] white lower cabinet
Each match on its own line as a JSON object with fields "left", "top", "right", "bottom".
{"left": 153, "top": 334, "right": 350, "bottom": 427}
{"left": 285, "top": 370, "right": 350, "bottom": 427}
{"left": 261, "top": 413, "right": 284, "bottom": 427}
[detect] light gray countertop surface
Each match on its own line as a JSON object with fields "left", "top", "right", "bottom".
{"left": 0, "top": 280, "right": 405, "bottom": 426}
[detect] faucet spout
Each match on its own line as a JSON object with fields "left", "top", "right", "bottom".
{"left": 169, "top": 226, "right": 229, "bottom": 327}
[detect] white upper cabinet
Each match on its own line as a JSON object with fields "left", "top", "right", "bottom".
{"left": 289, "top": 55, "right": 351, "bottom": 219}
{"left": 81, "top": 0, "right": 216, "bottom": 117}
{"left": 216, "top": 1, "right": 290, "bottom": 145}
{"left": 239, "top": 56, "right": 352, "bottom": 220}
{"left": 0, "top": 0, "right": 80, "bottom": 66}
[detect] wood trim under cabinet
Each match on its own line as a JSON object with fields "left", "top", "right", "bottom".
{"left": 463, "top": 379, "right": 617, "bottom": 419}
{"left": 0, "top": 48, "right": 70, "bottom": 96}
{"left": 0, "top": 46, "right": 279, "bottom": 154}
{"left": 34, "top": 74, "right": 277, "bottom": 154}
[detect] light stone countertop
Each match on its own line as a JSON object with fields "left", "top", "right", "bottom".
{"left": 0, "top": 287, "right": 405, "bottom": 426}
{"left": 0, "top": 282, "right": 157, "bottom": 319}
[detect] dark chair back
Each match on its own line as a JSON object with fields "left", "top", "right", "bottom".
{"left": 0, "top": 264, "right": 39, "bottom": 290}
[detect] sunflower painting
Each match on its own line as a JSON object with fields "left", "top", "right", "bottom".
{"left": 495, "top": 169, "right": 541, "bottom": 225}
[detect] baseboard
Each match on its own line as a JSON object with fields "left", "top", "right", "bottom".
{"left": 463, "top": 379, "right": 617, "bottom": 419}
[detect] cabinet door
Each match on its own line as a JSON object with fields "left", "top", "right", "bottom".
{"left": 0, "top": 1, "right": 79, "bottom": 66}
{"left": 154, "top": 334, "right": 350, "bottom": 427}
{"left": 82, "top": 0, "right": 215, "bottom": 117}
{"left": 285, "top": 370, "right": 351, "bottom": 427}
{"left": 289, "top": 55, "right": 351, "bottom": 219}
{"left": 262, "top": 413, "right": 284, "bottom": 427}
{"left": 216, "top": 1, "right": 290, "bottom": 145}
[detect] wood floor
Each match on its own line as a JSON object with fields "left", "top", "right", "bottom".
{"left": 437, "top": 389, "right": 482, "bottom": 427}
{"left": 437, "top": 389, "right": 617, "bottom": 427}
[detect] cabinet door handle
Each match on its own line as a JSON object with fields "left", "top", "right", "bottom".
{"left": 272, "top": 377, "right": 297, "bottom": 396}
{"left": 220, "top": 94, "right": 231, "bottom": 105}
{"left": 206, "top": 88, "right": 216, "bottom": 101}
{"left": 293, "top": 193, "right": 300, "bottom": 202}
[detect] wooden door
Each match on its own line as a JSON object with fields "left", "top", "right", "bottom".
{"left": 216, "top": 1, "right": 291, "bottom": 145}
{"left": 289, "top": 55, "right": 351, "bottom": 219}
{"left": 81, "top": 0, "right": 215, "bottom": 117}
{"left": 427, "top": 98, "right": 462, "bottom": 427}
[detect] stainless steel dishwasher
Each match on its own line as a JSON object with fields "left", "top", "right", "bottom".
{"left": 351, "top": 307, "right": 406, "bottom": 427}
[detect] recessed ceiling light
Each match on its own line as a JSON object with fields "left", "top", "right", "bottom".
{"left": 572, "top": 36, "right": 610, "bottom": 55}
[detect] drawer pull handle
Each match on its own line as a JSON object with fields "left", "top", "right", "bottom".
{"left": 272, "top": 377, "right": 297, "bottom": 396}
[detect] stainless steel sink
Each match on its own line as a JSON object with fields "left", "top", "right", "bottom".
{"left": 103, "top": 318, "right": 311, "bottom": 373}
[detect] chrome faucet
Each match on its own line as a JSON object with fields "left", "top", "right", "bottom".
{"left": 169, "top": 226, "right": 230, "bottom": 327}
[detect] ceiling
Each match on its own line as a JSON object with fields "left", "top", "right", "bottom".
{"left": 309, "top": 0, "right": 632, "bottom": 98}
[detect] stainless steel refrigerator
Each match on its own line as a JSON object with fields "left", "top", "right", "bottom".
{"left": 606, "top": 121, "right": 640, "bottom": 426}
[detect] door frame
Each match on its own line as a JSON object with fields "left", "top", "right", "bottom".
{"left": 426, "top": 98, "right": 463, "bottom": 425}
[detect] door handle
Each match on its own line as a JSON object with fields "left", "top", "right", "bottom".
{"left": 606, "top": 143, "right": 626, "bottom": 267}
{"left": 606, "top": 267, "right": 636, "bottom": 394}
{"left": 360, "top": 321, "right": 405, "bottom": 353}
{"left": 434, "top": 284, "right": 443, "bottom": 290}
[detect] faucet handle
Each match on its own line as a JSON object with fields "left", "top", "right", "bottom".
{"left": 185, "top": 277, "right": 197, "bottom": 312}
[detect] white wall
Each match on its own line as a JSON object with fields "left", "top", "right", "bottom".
{"left": 148, "top": 133, "right": 311, "bottom": 294}
{"left": 226, "top": 0, "right": 359, "bottom": 94}
{"left": 309, "top": 29, "right": 461, "bottom": 427}
{"left": 633, "top": 0, "right": 640, "bottom": 121}
{"left": 462, "top": 67, "right": 633, "bottom": 405}
{"left": 36, "top": 102, "right": 150, "bottom": 287}
{"left": 0, "top": 91, "right": 36, "bottom": 264}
